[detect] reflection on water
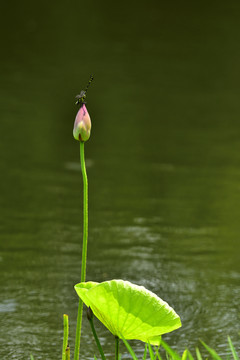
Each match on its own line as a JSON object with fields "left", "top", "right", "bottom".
{"left": 0, "top": 299, "right": 17, "bottom": 313}
{"left": 1, "top": 0, "right": 240, "bottom": 358}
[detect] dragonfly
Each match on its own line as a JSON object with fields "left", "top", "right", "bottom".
{"left": 75, "top": 74, "right": 94, "bottom": 106}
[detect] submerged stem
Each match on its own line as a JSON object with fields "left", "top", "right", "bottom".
{"left": 74, "top": 141, "right": 89, "bottom": 360}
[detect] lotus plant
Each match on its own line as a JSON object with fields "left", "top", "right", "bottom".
{"left": 62, "top": 75, "right": 182, "bottom": 360}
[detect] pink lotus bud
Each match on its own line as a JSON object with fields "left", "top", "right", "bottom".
{"left": 73, "top": 104, "right": 91, "bottom": 142}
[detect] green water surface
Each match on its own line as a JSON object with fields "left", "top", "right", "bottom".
{"left": 0, "top": 1, "right": 240, "bottom": 358}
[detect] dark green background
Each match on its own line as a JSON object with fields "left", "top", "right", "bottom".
{"left": 1, "top": 1, "right": 240, "bottom": 358}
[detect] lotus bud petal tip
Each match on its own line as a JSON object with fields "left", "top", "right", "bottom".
{"left": 73, "top": 104, "right": 91, "bottom": 142}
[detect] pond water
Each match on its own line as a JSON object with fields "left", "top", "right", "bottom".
{"left": 1, "top": 1, "right": 240, "bottom": 359}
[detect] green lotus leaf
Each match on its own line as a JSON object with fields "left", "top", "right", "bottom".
{"left": 74, "top": 279, "right": 181, "bottom": 345}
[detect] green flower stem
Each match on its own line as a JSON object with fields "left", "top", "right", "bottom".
{"left": 74, "top": 302, "right": 83, "bottom": 360}
{"left": 74, "top": 141, "right": 89, "bottom": 360}
{"left": 88, "top": 317, "right": 106, "bottom": 360}
{"left": 115, "top": 336, "right": 119, "bottom": 360}
{"left": 62, "top": 314, "right": 69, "bottom": 360}
{"left": 80, "top": 141, "right": 88, "bottom": 283}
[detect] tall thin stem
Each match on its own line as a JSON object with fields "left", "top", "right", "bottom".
{"left": 115, "top": 336, "right": 119, "bottom": 360}
{"left": 80, "top": 141, "right": 88, "bottom": 283}
{"left": 74, "top": 303, "right": 83, "bottom": 360}
{"left": 65, "top": 345, "right": 70, "bottom": 360}
{"left": 88, "top": 316, "right": 106, "bottom": 360}
{"left": 74, "top": 141, "right": 89, "bottom": 360}
{"left": 62, "top": 314, "right": 69, "bottom": 360}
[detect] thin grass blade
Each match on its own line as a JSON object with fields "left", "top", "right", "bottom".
{"left": 142, "top": 343, "right": 148, "bottom": 360}
{"left": 200, "top": 340, "right": 223, "bottom": 360}
{"left": 161, "top": 340, "right": 181, "bottom": 360}
{"left": 148, "top": 343, "right": 155, "bottom": 360}
{"left": 181, "top": 349, "right": 188, "bottom": 360}
{"left": 228, "top": 337, "right": 239, "bottom": 360}
{"left": 196, "top": 347, "right": 203, "bottom": 360}
{"left": 154, "top": 346, "right": 162, "bottom": 360}
{"left": 122, "top": 338, "right": 138, "bottom": 360}
{"left": 187, "top": 349, "right": 194, "bottom": 360}
{"left": 155, "top": 349, "right": 163, "bottom": 360}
